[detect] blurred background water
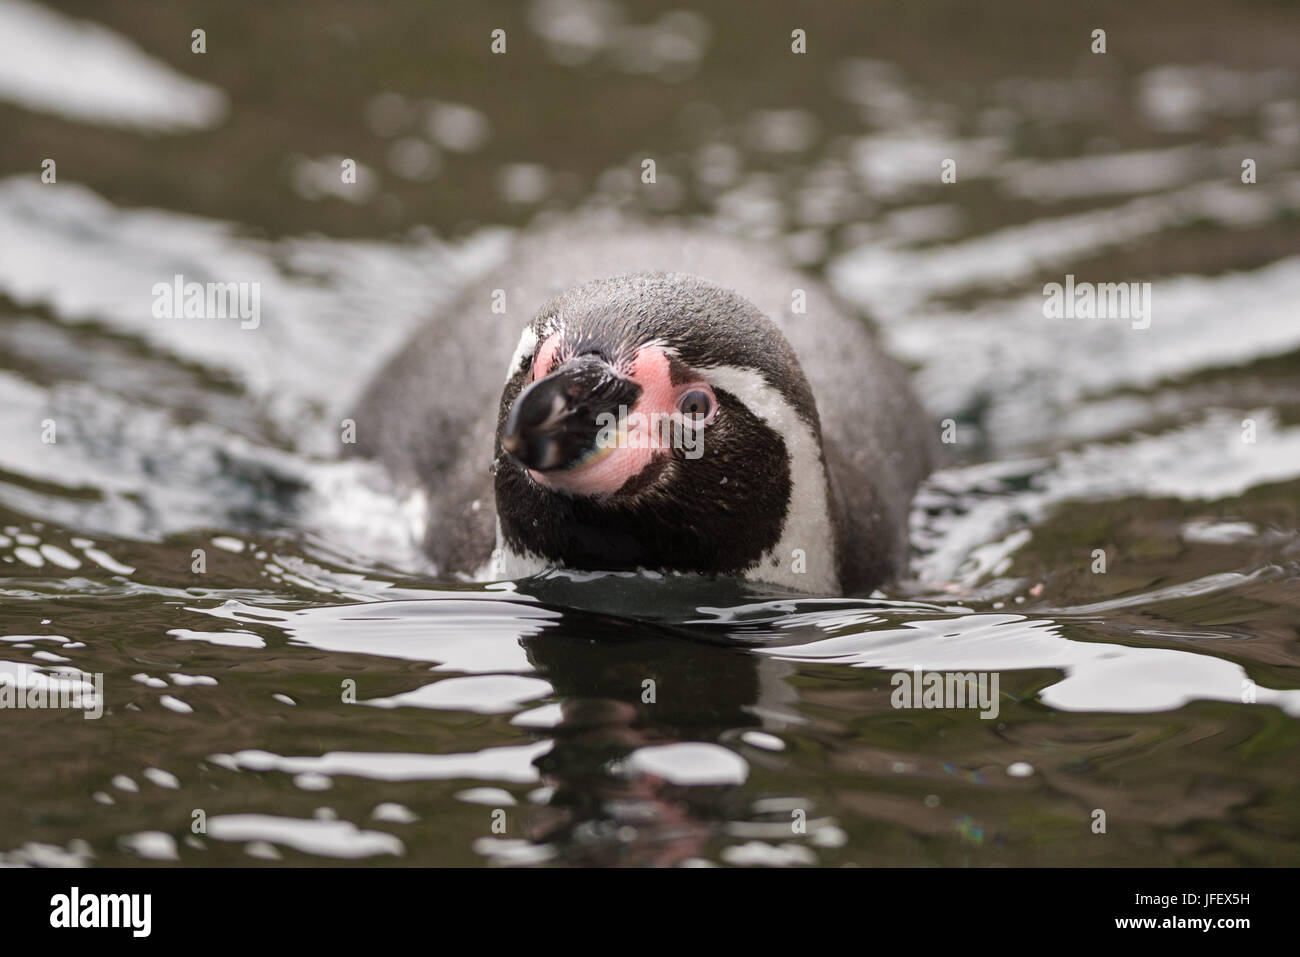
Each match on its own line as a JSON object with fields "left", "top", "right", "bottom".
{"left": 0, "top": 0, "right": 1298, "bottom": 866}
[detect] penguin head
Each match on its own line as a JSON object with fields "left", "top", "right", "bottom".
{"left": 493, "top": 272, "right": 837, "bottom": 591}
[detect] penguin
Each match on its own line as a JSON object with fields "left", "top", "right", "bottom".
{"left": 349, "top": 219, "right": 934, "bottom": 595}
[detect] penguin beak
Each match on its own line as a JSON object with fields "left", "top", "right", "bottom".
{"left": 501, "top": 354, "right": 641, "bottom": 472}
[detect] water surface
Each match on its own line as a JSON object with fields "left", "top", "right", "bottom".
{"left": 1, "top": 0, "right": 1298, "bottom": 866}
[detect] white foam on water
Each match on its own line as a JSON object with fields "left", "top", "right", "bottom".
{"left": 829, "top": 174, "right": 1300, "bottom": 324}
{"left": 761, "top": 612, "right": 1300, "bottom": 716}
{"left": 0, "top": 177, "right": 508, "bottom": 444}
{"left": 887, "top": 257, "right": 1300, "bottom": 446}
{"left": 224, "top": 741, "right": 553, "bottom": 784}
{"left": 362, "top": 674, "right": 553, "bottom": 714}
{"left": 167, "top": 628, "right": 266, "bottom": 650}
{"left": 626, "top": 741, "right": 749, "bottom": 786}
{"left": 0, "top": 0, "right": 227, "bottom": 130}
{"left": 914, "top": 410, "right": 1300, "bottom": 586}
{"left": 118, "top": 831, "right": 179, "bottom": 861}
{"left": 721, "top": 841, "right": 817, "bottom": 866}
{"left": 0, "top": 176, "right": 514, "bottom": 556}
{"left": 0, "top": 658, "right": 95, "bottom": 694}
{"left": 455, "top": 787, "right": 516, "bottom": 806}
{"left": 192, "top": 596, "right": 557, "bottom": 673}
{"left": 206, "top": 814, "right": 403, "bottom": 858}
{"left": 850, "top": 128, "right": 1007, "bottom": 197}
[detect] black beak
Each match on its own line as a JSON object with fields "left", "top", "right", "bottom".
{"left": 501, "top": 354, "right": 641, "bottom": 472}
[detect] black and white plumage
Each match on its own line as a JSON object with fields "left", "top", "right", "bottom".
{"left": 349, "top": 220, "right": 935, "bottom": 595}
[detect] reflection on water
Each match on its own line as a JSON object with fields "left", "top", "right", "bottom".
{"left": 0, "top": 0, "right": 1298, "bottom": 866}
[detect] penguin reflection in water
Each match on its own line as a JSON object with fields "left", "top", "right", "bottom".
{"left": 352, "top": 222, "right": 934, "bottom": 595}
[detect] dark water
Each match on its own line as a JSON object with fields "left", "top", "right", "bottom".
{"left": 1, "top": 0, "right": 1298, "bottom": 866}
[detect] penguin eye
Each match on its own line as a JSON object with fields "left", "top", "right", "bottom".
{"left": 677, "top": 388, "right": 714, "bottom": 422}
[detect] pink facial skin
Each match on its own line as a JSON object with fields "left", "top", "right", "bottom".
{"left": 531, "top": 331, "right": 564, "bottom": 384}
{"left": 526, "top": 341, "right": 716, "bottom": 498}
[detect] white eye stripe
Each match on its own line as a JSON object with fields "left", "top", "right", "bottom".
{"left": 700, "top": 364, "right": 838, "bottom": 594}
{"left": 506, "top": 326, "right": 538, "bottom": 382}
